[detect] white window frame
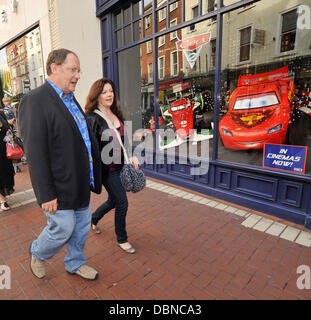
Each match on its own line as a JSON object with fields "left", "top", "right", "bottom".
{"left": 275, "top": 7, "right": 298, "bottom": 57}
{"left": 169, "top": 2, "right": 178, "bottom": 12}
{"left": 170, "top": 18, "right": 178, "bottom": 41}
{"left": 146, "top": 40, "right": 152, "bottom": 54}
{"left": 148, "top": 63, "right": 153, "bottom": 83}
{"left": 158, "top": 28, "right": 166, "bottom": 47}
{"left": 158, "top": 56, "right": 165, "bottom": 80}
{"left": 170, "top": 51, "right": 178, "bottom": 76}
{"left": 158, "top": 7, "right": 166, "bottom": 22}
{"left": 237, "top": 24, "right": 253, "bottom": 65}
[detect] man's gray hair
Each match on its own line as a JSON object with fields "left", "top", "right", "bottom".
{"left": 46, "top": 48, "right": 78, "bottom": 76}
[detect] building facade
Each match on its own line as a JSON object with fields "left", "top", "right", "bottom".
{"left": 0, "top": 0, "right": 102, "bottom": 105}
{"left": 96, "top": 0, "right": 311, "bottom": 228}
{"left": 1, "top": 0, "right": 311, "bottom": 229}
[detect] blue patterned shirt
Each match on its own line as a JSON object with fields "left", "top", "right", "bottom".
{"left": 46, "top": 79, "right": 95, "bottom": 188}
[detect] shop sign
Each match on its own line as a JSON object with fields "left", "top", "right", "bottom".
{"left": 263, "top": 143, "right": 308, "bottom": 174}
{"left": 176, "top": 32, "right": 211, "bottom": 69}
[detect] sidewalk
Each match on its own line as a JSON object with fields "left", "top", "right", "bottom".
{"left": 1, "top": 165, "right": 311, "bottom": 300}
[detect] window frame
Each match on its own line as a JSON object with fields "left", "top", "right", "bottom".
{"left": 275, "top": 7, "right": 298, "bottom": 57}
{"left": 237, "top": 24, "right": 253, "bottom": 65}
{"left": 170, "top": 50, "right": 178, "bottom": 77}
{"left": 158, "top": 55, "right": 165, "bottom": 80}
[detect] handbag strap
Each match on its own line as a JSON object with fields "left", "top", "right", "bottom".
{"left": 94, "top": 109, "right": 130, "bottom": 164}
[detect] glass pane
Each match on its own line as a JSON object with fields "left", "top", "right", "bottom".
{"left": 185, "top": 0, "right": 199, "bottom": 22}
{"left": 144, "top": 14, "right": 153, "bottom": 35}
{"left": 123, "top": 5, "right": 131, "bottom": 25}
{"left": 144, "top": 0, "right": 153, "bottom": 14}
{"left": 133, "top": 0, "right": 143, "bottom": 20}
{"left": 223, "top": 0, "right": 243, "bottom": 6}
{"left": 124, "top": 25, "right": 132, "bottom": 46}
{"left": 218, "top": 0, "right": 311, "bottom": 175}
{"left": 117, "top": 44, "right": 155, "bottom": 153}
{"left": 157, "top": 4, "right": 167, "bottom": 31}
{"left": 115, "top": 10, "right": 122, "bottom": 29}
{"left": 116, "top": 30, "right": 122, "bottom": 48}
{"left": 134, "top": 20, "right": 142, "bottom": 42}
{"left": 157, "top": 19, "right": 216, "bottom": 168}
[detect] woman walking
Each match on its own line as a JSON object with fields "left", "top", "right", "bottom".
{"left": 85, "top": 78, "right": 139, "bottom": 254}
{"left": 0, "top": 110, "right": 15, "bottom": 211}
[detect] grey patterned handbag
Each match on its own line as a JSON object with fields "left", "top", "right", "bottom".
{"left": 94, "top": 109, "right": 146, "bottom": 193}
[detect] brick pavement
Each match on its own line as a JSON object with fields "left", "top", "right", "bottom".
{"left": 1, "top": 165, "right": 311, "bottom": 300}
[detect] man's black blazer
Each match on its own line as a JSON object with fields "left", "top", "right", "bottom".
{"left": 19, "top": 82, "right": 102, "bottom": 210}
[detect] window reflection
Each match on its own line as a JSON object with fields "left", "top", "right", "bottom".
{"left": 218, "top": 0, "right": 311, "bottom": 175}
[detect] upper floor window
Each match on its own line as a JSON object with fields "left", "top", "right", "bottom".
{"left": 159, "top": 7, "right": 166, "bottom": 22}
{"left": 278, "top": 8, "right": 298, "bottom": 54}
{"left": 170, "top": 19, "right": 178, "bottom": 40}
{"left": 146, "top": 40, "right": 152, "bottom": 53}
{"left": 190, "top": 5, "right": 199, "bottom": 31}
{"left": 169, "top": 2, "right": 178, "bottom": 12}
{"left": 158, "top": 56, "right": 165, "bottom": 79}
{"left": 239, "top": 26, "right": 252, "bottom": 62}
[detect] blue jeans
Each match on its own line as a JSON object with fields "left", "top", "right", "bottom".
{"left": 91, "top": 169, "right": 128, "bottom": 244}
{"left": 30, "top": 202, "right": 91, "bottom": 273}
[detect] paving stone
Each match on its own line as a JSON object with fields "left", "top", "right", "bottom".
{"left": 242, "top": 214, "right": 262, "bottom": 228}
{"left": 295, "top": 231, "right": 311, "bottom": 247}
{"left": 265, "top": 222, "right": 287, "bottom": 236}
{"left": 279, "top": 226, "right": 301, "bottom": 242}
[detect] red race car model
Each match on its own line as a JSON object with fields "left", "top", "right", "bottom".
{"left": 219, "top": 66, "right": 295, "bottom": 150}
{"left": 168, "top": 97, "right": 199, "bottom": 140}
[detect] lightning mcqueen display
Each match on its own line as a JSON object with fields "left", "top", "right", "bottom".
{"left": 219, "top": 66, "right": 295, "bottom": 150}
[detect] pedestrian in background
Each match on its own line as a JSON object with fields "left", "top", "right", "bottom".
{"left": 85, "top": 78, "right": 139, "bottom": 254}
{"left": 0, "top": 110, "right": 15, "bottom": 211}
{"left": 19, "top": 48, "right": 102, "bottom": 280}
{"left": 2, "top": 96, "right": 22, "bottom": 173}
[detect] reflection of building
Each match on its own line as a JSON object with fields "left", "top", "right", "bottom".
{"left": 25, "top": 28, "right": 45, "bottom": 90}
{"left": 0, "top": 0, "right": 102, "bottom": 104}
{"left": 6, "top": 37, "right": 29, "bottom": 96}
{"left": 97, "top": 0, "right": 311, "bottom": 230}
{"left": 140, "top": 0, "right": 184, "bottom": 109}
{"left": 182, "top": 0, "right": 217, "bottom": 76}
{"left": 221, "top": 1, "right": 311, "bottom": 91}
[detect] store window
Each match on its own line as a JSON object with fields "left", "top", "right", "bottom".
{"left": 0, "top": 25, "right": 44, "bottom": 105}
{"left": 156, "top": 19, "right": 216, "bottom": 165}
{"left": 218, "top": 0, "right": 311, "bottom": 175}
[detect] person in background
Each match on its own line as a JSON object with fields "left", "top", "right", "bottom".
{"left": 85, "top": 78, "right": 139, "bottom": 254}
{"left": 2, "top": 96, "right": 22, "bottom": 173}
{"left": 19, "top": 48, "right": 102, "bottom": 280}
{"left": 0, "top": 110, "right": 15, "bottom": 211}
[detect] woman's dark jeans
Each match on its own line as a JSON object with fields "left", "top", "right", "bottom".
{"left": 91, "top": 169, "right": 128, "bottom": 244}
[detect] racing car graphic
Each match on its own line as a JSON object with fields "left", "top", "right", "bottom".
{"left": 219, "top": 66, "right": 295, "bottom": 150}
{"left": 159, "top": 94, "right": 213, "bottom": 150}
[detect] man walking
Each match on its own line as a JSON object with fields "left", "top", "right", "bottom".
{"left": 19, "top": 48, "right": 102, "bottom": 280}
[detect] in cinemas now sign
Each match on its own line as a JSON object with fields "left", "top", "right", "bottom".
{"left": 263, "top": 143, "right": 308, "bottom": 174}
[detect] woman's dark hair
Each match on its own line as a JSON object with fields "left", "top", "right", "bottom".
{"left": 46, "top": 48, "right": 78, "bottom": 76}
{"left": 84, "top": 78, "right": 124, "bottom": 121}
